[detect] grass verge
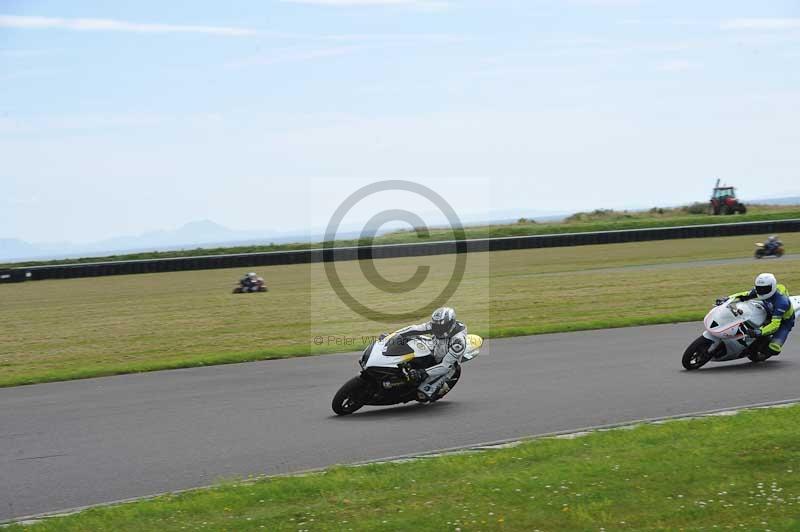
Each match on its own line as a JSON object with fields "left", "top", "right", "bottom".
{"left": 0, "top": 311, "right": 704, "bottom": 388}
{"left": 8, "top": 404, "right": 800, "bottom": 531}
{"left": 3, "top": 233, "right": 800, "bottom": 388}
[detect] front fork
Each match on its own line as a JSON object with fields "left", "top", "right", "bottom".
{"left": 703, "top": 331, "right": 722, "bottom": 351}
{"left": 702, "top": 332, "right": 722, "bottom": 354}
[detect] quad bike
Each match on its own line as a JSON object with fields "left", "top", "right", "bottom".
{"left": 233, "top": 278, "right": 268, "bottom": 293}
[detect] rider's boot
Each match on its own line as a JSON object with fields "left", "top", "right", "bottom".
{"left": 766, "top": 341, "right": 782, "bottom": 359}
{"left": 747, "top": 337, "right": 777, "bottom": 362}
{"left": 417, "top": 374, "right": 449, "bottom": 403}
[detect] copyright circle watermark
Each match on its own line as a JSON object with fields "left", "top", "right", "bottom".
{"left": 323, "top": 180, "right": 467, "bottom": 323}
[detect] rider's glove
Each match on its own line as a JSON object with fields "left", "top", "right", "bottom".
{"left": 741, "top": 323, "right": 761, "bottom": 338}
{"left": 715, "top": 297, "right": 728, "bottom": 306}
{"left": 406, "top": 368, "right": 428, "bottom": 384}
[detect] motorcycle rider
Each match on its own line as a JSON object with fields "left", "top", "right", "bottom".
{"left": 764, "top": 235, "right": 782, "bottom": 254}
{"left": 393, "top": 307, "right": 468, "bottom": 402}
{"left": 240, "top": 272, "right": 258, "bottom": 291}
{"left": 719, "top": 273, "right": 794, "bottom": 358}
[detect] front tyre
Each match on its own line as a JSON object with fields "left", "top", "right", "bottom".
{"left": 682, "top": 336, "right": 713, "bottom": 370}
{"left": 332, "top": 376, "right": 367, "bottom": 415}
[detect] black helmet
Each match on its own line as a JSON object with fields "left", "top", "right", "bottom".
{"left": 430, "top": 307, "right": 456, "bottom": 338}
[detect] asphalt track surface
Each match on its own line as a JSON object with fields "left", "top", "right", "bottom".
{"left": 3, "top": 322, "right": 800, "bottom": 522}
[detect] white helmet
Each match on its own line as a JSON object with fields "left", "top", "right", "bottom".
{"left": 247, "top": 272, "right": 257, "bottom": 278}
{"left": 754, "top": 272, "right": 777, "bottom": 300}
{"left": 430, "top": 306, "right": 457, "bottom": 338}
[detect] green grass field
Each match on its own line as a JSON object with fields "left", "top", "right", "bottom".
{"left": 8, "top": 404, "right": 800, "bottom": 531}
{"left": 1, "top": 233, "right": 799, "bottom": 387}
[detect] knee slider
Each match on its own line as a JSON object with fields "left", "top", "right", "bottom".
{"left": 768, "top": 342, "right": 783, "bottom": 354}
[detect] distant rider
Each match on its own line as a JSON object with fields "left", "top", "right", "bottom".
{"left": 765, "top": 235, "right": 782, "bottom": 254}
{"left": 717, "top": 273, "right": 794, "bottom": 358}
{"left": 393, "top": 307, "right": 468, "bottom": 402}
{"left": 240, "top": 272, "right": 258, "bottom": 290}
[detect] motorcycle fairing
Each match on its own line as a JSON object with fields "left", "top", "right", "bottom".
{"left": 363, "top": 332, "right": 484, "bottom": 369}
{"left": 364, "top": 335, "right": 434, "bottom": 369}
{"left": 702, "top": 300, "right": 768, "bottom": 361}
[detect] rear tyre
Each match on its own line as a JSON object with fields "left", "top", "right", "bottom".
{"left": 682, "top": 336, "right": 713, "bottom": 370}
{"left": 332, "top": 376, "right": 367, "bottom": 415}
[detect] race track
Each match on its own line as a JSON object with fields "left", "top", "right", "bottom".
{"left": 3, "top": 322, "right": 800, "bottom": 522}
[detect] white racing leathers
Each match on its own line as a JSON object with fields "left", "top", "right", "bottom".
{"left": 395, "top": 321, "right": 468, "bottom": 400}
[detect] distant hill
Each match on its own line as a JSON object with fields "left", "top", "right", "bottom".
{"left": 0, "top": 221, "right": 281, "bottom": 262}
{"left": 89, "top": 220, "right": 269, "bottom": 251}
{"left": 2, "top": 198, "right": 800, "bottom": 263}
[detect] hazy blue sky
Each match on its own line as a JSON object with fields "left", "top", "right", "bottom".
{"left": 1, "top": 0, "right": 799, "bottom": 243}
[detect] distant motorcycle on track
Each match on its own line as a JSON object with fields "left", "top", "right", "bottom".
{"left": 682, "top": 295, "right": 800, "bottom": 370}
{"left": 754, "top": 241, "right": 785, "bottom": 259}
{"left": 331, "top": 332, "right": 484, "bottom": 415}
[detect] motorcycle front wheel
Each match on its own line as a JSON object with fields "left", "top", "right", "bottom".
{"left": 332, "top": 376, "right": 368, "bottom": 415}
{"left": 682, "top": 336, "right": 713, "bottom": 370}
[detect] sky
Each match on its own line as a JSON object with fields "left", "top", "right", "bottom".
{"left": 1, "top": 0, "right": 799, "bottom": 244}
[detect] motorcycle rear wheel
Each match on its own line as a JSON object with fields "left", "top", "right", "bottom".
{"left": 682, "top": 336, "right": 713, "bottom": 370}
{"left": 332, "top": 376, "right": 367, "bottom": 415}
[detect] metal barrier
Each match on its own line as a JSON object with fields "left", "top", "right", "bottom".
{"left": 3, "top": 218, "right": 799, "bottom": 282}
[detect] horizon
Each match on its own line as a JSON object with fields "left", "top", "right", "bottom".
{"left": 6, "top": 191, "right": 800, "bottom": 244}
{"left": 3, "top": 193, "right": 800, "bottom": 263}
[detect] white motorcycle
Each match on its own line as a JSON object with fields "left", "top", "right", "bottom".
{"left": 331, "top": 332, "right": 484, "bottom": 415}
{"left": 682, "top": 296, "right": 800, "bottom": 370}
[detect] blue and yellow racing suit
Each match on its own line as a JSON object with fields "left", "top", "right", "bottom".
{"left": 730, "top": 284, "right": 795, "bottom": 355}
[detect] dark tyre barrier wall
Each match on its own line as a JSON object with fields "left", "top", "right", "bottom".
{"left": 0, "top": 269, "right": 31, "bottom": 282}
{"left": 4, "top": 219, "right": 799, "bottom": 283}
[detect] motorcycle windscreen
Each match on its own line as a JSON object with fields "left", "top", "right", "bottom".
{"left": 382, "top": 336, "right": 415, "bottom": 357}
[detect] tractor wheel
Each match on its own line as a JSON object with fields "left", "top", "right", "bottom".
{"left": 737, "top": 204, "right": 747, "bottom": 214}
{"left": 721, "top": 205, "right": 732, "bottom": 215}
